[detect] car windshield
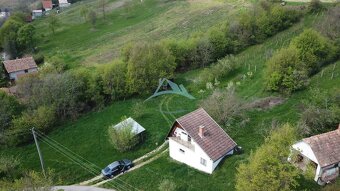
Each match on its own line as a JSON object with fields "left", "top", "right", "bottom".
{"left": 104, "top": 167, "right": 111, "bottom": 173}
{"left": 119, "top": 161, "right": 124, "bottom": 165}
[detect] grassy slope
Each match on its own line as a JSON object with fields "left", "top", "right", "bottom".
{"left": 101, "top": 13, "right": 340, "bottom": 191}
{"left": 34, "top": 0, "right": 250, "bottom": 67}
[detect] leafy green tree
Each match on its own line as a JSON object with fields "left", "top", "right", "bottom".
{"left": 0, "top": 92, "right": 22, "bottom": 144}
{"left": 126, "top": 42, "right": 176, "bottom": 94}
{"left": 80, "top": 6, "right": 89, "bottom": 22}
{"left": 235, "top": 123, "right": 300, "bottom": 191}
{"left": 291, "top": 29, "right": 336, "bottom": 74}
{"left": 97, "top": 60, "right": 127, "bottom": 101}
{"left": 207, "top": 25, "right": 232, "bottom": 60}
{"left": 0, "top": 154, "right": 20, "bottom": 179}
{"left": 47, "top": 13, "right": 60, "bottom": 35}
{"left": 0, "top": 58, "right": 8, "bottom": 87}
{"left": 88, "top": 10, "right": 97, "bottom": 28}
{"left": 17, "top": 24, "right": 36, "bottom": 52}
{"left": 266, "top": 47, "right": 308, "bottom": 94}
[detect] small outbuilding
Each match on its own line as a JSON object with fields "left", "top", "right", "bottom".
{"left": 32, "top": 10, "right": 43, "bottom": 20}
{"left": 42, "top": 0, "right": 53, "bottom": 11}
{"left": 3, "top": 57, "right": 38, "bottom": 81}
{"left": 167, "top": 108, "right": 237, "bottom": 174}
{"left": 58, "top": 0, "right": 71, "bottom": 8}
{"left": 290, "top": 125, "right": 340, "bottom": 185}
{"left": 113, "top": 117, "right": 146, "bottom": 136}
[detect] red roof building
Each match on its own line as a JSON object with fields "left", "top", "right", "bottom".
{"left": 42, "top": 0, "right": 53, "bottom": 10}
{"left": 3, "top": 57, "right": 38, "bottom": 81}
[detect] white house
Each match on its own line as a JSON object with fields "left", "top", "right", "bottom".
{"left": 32, "top": 10, "right": 43, "bottom": 20}
{"left": 113, "top": 117, "right": 146, "bottom": 135}
{"left": 58, "top": 0, "right": 71, "bottom": 8}
{"left": 167, "top": 108, "right": 237, "bottom": 174}
{"left": 290, "top": 125, "right": 340, "bottom": 185}
{"left": 3, "top": 57, "right": 38, "bottom": 81}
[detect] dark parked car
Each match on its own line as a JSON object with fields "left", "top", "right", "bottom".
{"left": 101, "top": 159, "right": 133, "bottom": 178}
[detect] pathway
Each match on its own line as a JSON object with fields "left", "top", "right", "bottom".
{"left": 52, "top": 185, "right": 115, "bottom": 191}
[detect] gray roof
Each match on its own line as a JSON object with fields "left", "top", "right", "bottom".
{"left": 113, "top": 117, "right": 145, "bottom": 135}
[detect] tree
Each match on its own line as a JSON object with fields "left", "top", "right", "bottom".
{"left": 98, "top": 0, "right": 108, "bottom": 19}
{"left": 17, "top": 24, "right": 36, "bottom": 53}
{"left": 0, "top": 58, "right": 8, "bottom": 87}
{"left": 0, "top": 92, "right": 22, "bottom": 144}
{"left": 97, "top": 60, "right": 127, "bottom": 101}
{"left": 125, "top": 42, "right": 176, "bottom": 94}
{"left": 235, "top": 124, "right": 300, "bottom": 191}
{"left": 108, "top": 116, "right": 139, "bottom": 152}
{"left": 265, "top": 47, "right": 309, "bottom": 94}
{"left": 88, "top": 10, "right": 97, "bottom": 28}
{"left": 80, "top": 6, "right": 89, "bottom": 22}
{"left": 291, "top": 29, "right": 336, "bottom": 74}
{"left": 47, "top": 13, "right": 60, "bottom": 35}
{"left": 308, "top": 0, "right": 323, "bottom": 13}
{"left": 200, "top": 87, "right": 244, "bottom": 127}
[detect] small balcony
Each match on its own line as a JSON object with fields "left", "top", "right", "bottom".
{"left": 169, "top": 136, "right": 195, "bottom": 151}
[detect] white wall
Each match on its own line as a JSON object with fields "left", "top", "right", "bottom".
{"left": 9, "top": 68, "right": 38, "bottom": 80}
{"left": 292, "top": 141, "right": 321, "bottom": 182}
{"left": 169, "top": 138, "right": 215, "bottom": 174}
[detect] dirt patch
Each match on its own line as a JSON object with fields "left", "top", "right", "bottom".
{"left": 247, "top": 97, "right": 286, "bottom": 110}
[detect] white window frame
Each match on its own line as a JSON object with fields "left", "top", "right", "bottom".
{"left": 200, "top": 158, "right": 207, "bottom": 166}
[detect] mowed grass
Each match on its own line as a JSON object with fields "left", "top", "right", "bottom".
{"left": 101, "top": 14, "right": 340, "bottom": 191}
{"left": 34, "top": 0, "right": 250, "bottom": 67}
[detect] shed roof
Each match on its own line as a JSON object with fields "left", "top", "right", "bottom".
{"left": 59, "top": 0, "right": 69, "bottom": 4}
{"left": 3, "top": 57, "right": 38, "bottom": 73}
{"left": 172, "top": 108, "right": 237, "bottom": 161}
{"left": 113, "top": 117, "right": 145, "bottom": 135}
{"left": 303, "top": 126, "right": 340, "bottom": 167}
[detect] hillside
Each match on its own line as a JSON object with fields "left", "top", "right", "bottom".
{"left": 34, "top": 0, "right": 250, "bottom": 67}
{"left": 1, "top": 0, "right": 339, "bottom": 190}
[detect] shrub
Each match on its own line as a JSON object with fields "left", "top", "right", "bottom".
{"left": 197, "top": 55, "right": 239, "bottom": 86}
{"left": 189, "top": 37, "right": 214, "bottom": 68}
{"left": 235, "top": 124, "right": 300, "bottom": 191}
{"left": 131, "top": 101, "right": 146, "bottom": 118}
{"left": 162, "top": 39, "right": 194, "bottom": 71}
{"left": 158, "top": 179, "right": 176, "bottom": 191}
{"left": 308, "top": 0, "right": 323, "bottom": 13}
{"left": 0, "top": 154, "right": 20, "bottom": 178}
{"left": 33, "top": 53, "right": 44, "bottom": 65}
{"left": 291, "top": 29, "right": 336, "bottom": 74}
{"left": 317, "top": 6, "right": 340, "bottom": 42}
{"left": 266, "top": 47, "right": 309, "bottom": 94}
{"left": 200, "top": 87, "right": 243, "bottom": 126}
{"left": 207, "top": 25, "right": 232, "bottom": 60}
{"left": 97, "top": 60, "right": 127, "bottom": 101}
{"left": 125, "top": 42, "right": 176, "bottom": 95}
{"left": 108, "top": 117, "right": 139, "bottom": 152}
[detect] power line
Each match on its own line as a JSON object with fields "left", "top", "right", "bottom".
{"left": 35, "top": 132, "right": 132, "bottom": 191}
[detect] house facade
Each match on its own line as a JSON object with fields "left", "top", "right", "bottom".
{"left": 3, "top": 57, "right": 38, "bottom": 81}
{"left": 32, "top": 10, "right": 43, "bottom": 20}
{"left": 167, "top": 108, "right": 237, "bottom": 174}
{"left": 290, "top": 125, "right": 340, "bottom": 185}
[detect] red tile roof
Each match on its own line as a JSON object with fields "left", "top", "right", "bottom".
{"left": 42, "top": 0, "right": 53, "bottom": 9}
{"left": 174, "top": 108, "right": 237, "bottom": 161}
{"left": 3, "top": 57, "right": 38, "bottom": 73}
{"left": 303, "top": 127, "right": 340, "bottom": 167}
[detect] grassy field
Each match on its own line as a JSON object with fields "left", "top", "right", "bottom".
{"left": 1, "top": 1, "right": 339, "bottom": 190}
{"left": 100, "top": 13, "right": 340, "bottom": 191}
{"left": 34, "top": 0, "right": 250, "bottom": 68}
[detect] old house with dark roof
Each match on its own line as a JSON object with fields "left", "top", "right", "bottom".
{"left": 290, "top": 125, "right": 340, "bottom": 185}
{"left": 3, "top": 57, "right": 38, "bottom": 81}
{"left": 167, "top": 108, "right": 237, "bottom": 174}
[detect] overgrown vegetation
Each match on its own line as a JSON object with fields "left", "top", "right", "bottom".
{"left": 108, "top": 117, "right": 140, "bottom": 152}
{"left": 235, "top": 124, "right": 300, "bottom": 191}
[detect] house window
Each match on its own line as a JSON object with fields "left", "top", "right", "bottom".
{"left": 24, "top": 69, "right": 28, "bottom": 73}
{"left": 188, "top": 136, "right": 191, "bottom": 142}
{"left": 179, "top": 149, "right": 185, "bottom": 154}
{"left": 200, "top": 158, "right": 207, "bottom": 166}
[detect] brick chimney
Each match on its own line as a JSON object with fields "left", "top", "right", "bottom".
{"left": 198, "top": 125, "right": 205, "bottom": 138}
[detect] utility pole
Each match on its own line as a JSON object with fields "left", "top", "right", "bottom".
{"left": 32, "top": 128, "right": 46, "bottom": 177}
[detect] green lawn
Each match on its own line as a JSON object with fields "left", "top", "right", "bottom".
{"left": 100, "top": 14, "right": 340, "bottom": 191}
{"left": 35, "top": 0, "right": 250, "bottom": 68}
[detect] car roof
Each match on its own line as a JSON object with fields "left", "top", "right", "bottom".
{"left": 108, "top": 161, "right": 121, "bottom": 169}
